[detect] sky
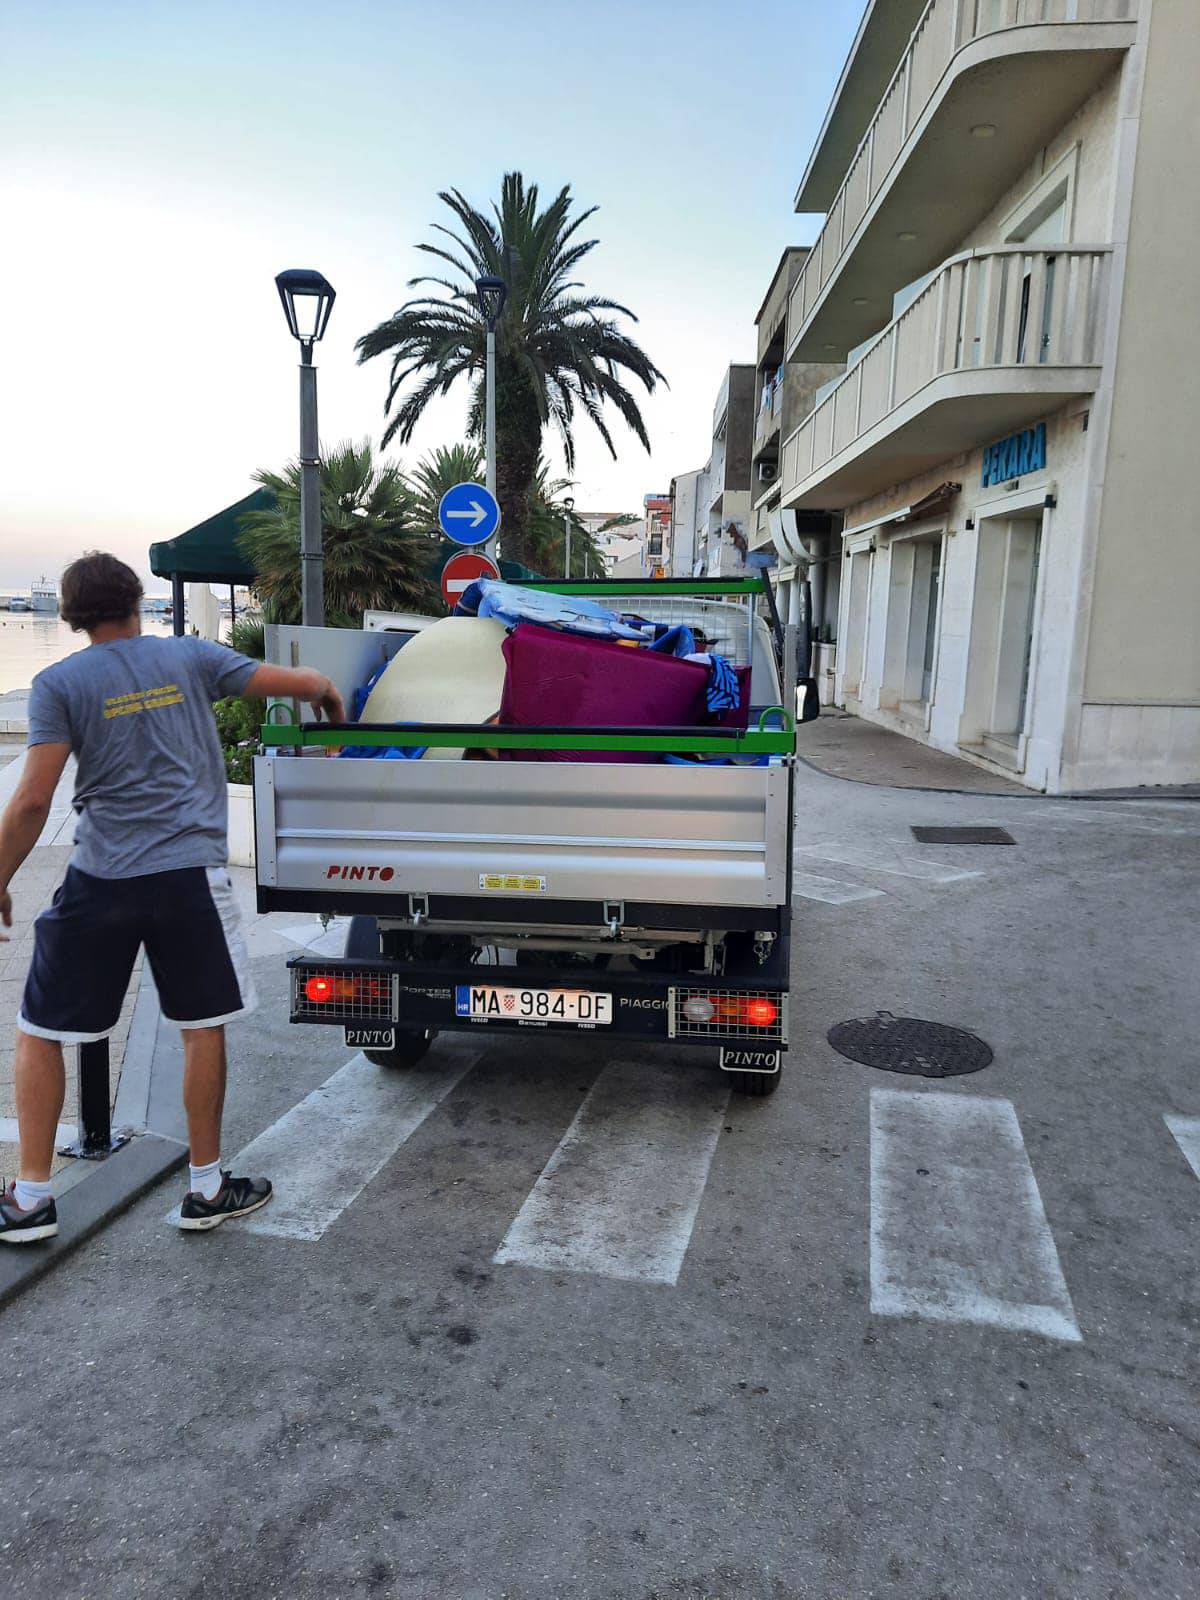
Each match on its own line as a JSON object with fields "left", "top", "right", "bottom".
{"left": 0, "top": 0, "right": 860, "bottom": 590}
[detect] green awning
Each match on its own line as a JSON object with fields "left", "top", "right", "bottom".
{"left": 149, "top": 488, "right": 275, "bottom": 585}
{"left": 149, "top": 494, "right": 544, "bottom": 595}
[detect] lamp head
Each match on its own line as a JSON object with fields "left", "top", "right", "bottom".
{"left": 275, "top": 269, "right": 336, "bottom": 347}
{"left": 474, "top": 274, "right": 508, "bottom": 330}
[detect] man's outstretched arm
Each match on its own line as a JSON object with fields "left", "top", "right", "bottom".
{"left": 0, "top": 743, "right": 71, "bottom": 938}
{"left": 243, "top": 664, "right": 345, "bottom": 724}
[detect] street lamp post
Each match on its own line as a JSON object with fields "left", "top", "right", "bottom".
{"left": 474, "top": 274, "right": 507, "bottom": 559}
{"left": 563, "top": 495, "right": 575, "bottom": 579}
{"left": 275, "top": 269, "right": 336, "bottom": 628}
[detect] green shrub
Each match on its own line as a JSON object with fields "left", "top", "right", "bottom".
{"left": 214, "top": 696, "right": 264, "bottom": 785}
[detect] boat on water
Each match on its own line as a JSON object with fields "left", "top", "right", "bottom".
{"left": 31, "top": 576, "right": 58, "bottom": 614}
{"left": 8, "top": 596, "right": 31, "bottom": 613}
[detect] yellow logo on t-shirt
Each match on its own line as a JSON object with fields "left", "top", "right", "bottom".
{"left": 102, "top": 683, "right": 185, "bottom": 719}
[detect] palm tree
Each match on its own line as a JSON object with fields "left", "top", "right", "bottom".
{"left": 356, "top": 172, "right": 666, "bottom": 568}
{"left": 238, "top": 439, "right": 438, "bottom": 625}
{"left": 405, "top": 443, "right": 484, "bottom": 539}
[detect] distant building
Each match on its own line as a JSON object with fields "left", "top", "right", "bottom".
{"left": 668, "top": 468, "right": 706, "bottom": 578}
{"left": 700, "top": 366, "right": 755, "bottom": 577}
{"left": 574, "top": 510, "right": 640, "bottom": 574}
{"left": 642, "top": 494, "right": 672, "bottom": 576}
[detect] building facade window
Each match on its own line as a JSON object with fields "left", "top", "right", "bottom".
{"left": 960, "top": 511, "right": 1046, "bottom": 759}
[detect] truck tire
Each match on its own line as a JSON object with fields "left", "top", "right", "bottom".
{"left": 366, "top": 1032, "right": 435, "bottom": 1071}
{"left": 730, "top": 1064, "right": 783, "bottom": 1097}
{"left": 345, "top": 916, "right": 438, "bottom": 1070}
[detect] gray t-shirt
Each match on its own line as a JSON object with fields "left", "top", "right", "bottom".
{"left": 26, "top": 634, "right": 259, "bottom": 879}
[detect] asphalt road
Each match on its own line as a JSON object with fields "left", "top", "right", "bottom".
{"left": 2, "top": 767, "right": 1198, "bottom": 1600}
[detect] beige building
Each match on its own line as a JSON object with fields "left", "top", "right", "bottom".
{"left": 776, "top": 0, "right": 1197, "bottom": 792}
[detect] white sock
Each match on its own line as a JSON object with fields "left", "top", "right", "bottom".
{"left": 14, "top": 1177, "right": 53, "bottom": 1212}
{"left": 189, "top": 1159, "right": 223, "bottom": 1201}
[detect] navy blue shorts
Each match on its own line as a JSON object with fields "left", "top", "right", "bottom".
{"left": 19, "top": 865, "right": 257, "bottom": 1044}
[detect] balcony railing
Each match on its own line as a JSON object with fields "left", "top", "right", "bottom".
{"left": 782, "top": 244, "right": 1110, "bottom": 500}
{"left": 787, "top": 0, "right": 1135, "bottom": 347}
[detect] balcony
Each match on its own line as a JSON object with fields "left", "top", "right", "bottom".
{"left": 781, "top": 244, "right": 1110, "bottom": 509}
{"left": 754, "top": 387, "right": 784, "bottom": 452}
{"left": 787, "top": 0, "right": 1137, "bottom": 363}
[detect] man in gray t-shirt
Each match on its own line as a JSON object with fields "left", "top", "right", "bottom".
{"left": 0, "top": 552, "right": 345, "bottom": 1244}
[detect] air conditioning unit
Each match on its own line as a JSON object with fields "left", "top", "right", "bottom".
{"left": 757, "top": 461, "right": 777, "bottom": 483}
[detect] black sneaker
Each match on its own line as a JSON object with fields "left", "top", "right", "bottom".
{"left": 0, "top": 1182, "right": 59, "bottom": 1245}
{"left": 178, "top": 1172, "right": 272, "bottom": 1232}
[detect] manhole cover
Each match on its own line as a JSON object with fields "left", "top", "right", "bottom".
{"left": 911, "top": 825, "right": 1015, "bottom": 845}
{"left": 827, "top": 1012, "right": 993, "bottom": 1077}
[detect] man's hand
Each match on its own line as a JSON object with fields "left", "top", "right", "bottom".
{"left": 0, "top": 743, "right": 68, "bottom": 938}
{"left": 306, "top": 676, "right": 345, "bottom": 724}
{"left": 244, "top": 664, "right": 345, "bottom": 723}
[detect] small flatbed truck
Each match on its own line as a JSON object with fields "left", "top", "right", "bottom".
{"left": 253, "top": 577, "right": 816, "bottom": 1096}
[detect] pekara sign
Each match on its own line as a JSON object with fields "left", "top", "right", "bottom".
{"left": 981, "top": 422, "right": 1047, "bottom": 488}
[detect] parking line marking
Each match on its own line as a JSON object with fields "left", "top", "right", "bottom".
{"left": 796, "top": 841, "right": 981, "bottom": 884}
{"left": 869, "top": 1088, "right": 1081, "bottom": 1342}
{"left": 1165, "top": 1115, "right": 1200, "bottom": 1181}
{"left": 791, "top": 870, "right": 886, "bottom": 905}
{"left": 168, "top": 1050, "right": 478, "bottom": 1241}
{"left": 494, "top": 1061, "right": 729, "bottom": 1285}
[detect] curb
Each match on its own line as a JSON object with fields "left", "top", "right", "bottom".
{"left": 0, "top": 1133, "right": 187, "bottom": 1310}
{"left": 1, "top": 978, "right": 188, "bottom": 1312}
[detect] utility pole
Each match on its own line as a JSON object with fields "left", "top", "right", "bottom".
{"left": 475, "top": 275, "right": 508, "bottom": 561}
{"left": 299, "top": 344, "right": 322, "bottom": 627}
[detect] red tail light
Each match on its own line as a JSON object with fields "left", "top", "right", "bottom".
{"left": 304, "top": 974, "right": 391, "bottom": 1005}
{"left": 712, "top": 996, "right": 780, "bottom": 1027}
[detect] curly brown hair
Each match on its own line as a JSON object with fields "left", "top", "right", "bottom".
{"left": 60, "top": 552, "right": 144, "bottom": 633}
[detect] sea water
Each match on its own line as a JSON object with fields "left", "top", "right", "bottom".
{"left": 0, "top": 614, "right": 175, "bottom": 695}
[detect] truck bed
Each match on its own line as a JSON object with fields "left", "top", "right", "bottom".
{"left": 254, "top": 753, "right": 791, "bottom": 917}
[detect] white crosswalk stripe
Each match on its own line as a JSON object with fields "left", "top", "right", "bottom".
{"left": 1164, "top": 1114, "right": 1200, "bottom": 1181}
{"left": 796, "top": 840, "right": 981, "bottom": 884}
{"left": 791, "top": 870, "right": 886, "bottom": 905}
{"left": 167, "top": 1047, "right": 479, "bottom": 1240}
{"left": 494, "top": 1060, "right": 729, "bottom": 1285}
{"left": 180, "top": 1038, "right": 1187, "bottom": 1331}
{"left": 869, "top": 1088, "right": 1081, "bottom": 1342}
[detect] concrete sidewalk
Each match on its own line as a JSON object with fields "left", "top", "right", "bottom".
{"left": 796, "top": 709, "right": 1030, "bottom": 793}
{"left": 0, "top": 752, "right": 143, "bottom": 1181}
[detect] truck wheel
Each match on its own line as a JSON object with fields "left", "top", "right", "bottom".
{"left": 730, "top": 1065, "right": 783, "bottom": 1097}
{"left": 345, "top": 918, "right": 438, "bottom": 1069}
{"left": 367, "top": 1031, "right": 435, "bottom": 1070}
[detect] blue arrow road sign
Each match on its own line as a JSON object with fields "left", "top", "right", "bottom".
{"left": 438, "top": 481, "right": 501, "bottom": 547}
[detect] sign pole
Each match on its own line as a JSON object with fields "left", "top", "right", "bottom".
{"left": 485, "top": 328, "right": 497, "bottom": 560}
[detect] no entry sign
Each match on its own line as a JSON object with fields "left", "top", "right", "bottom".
{"left": 441, "top": 550, "right": 500, "bottom": 609}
